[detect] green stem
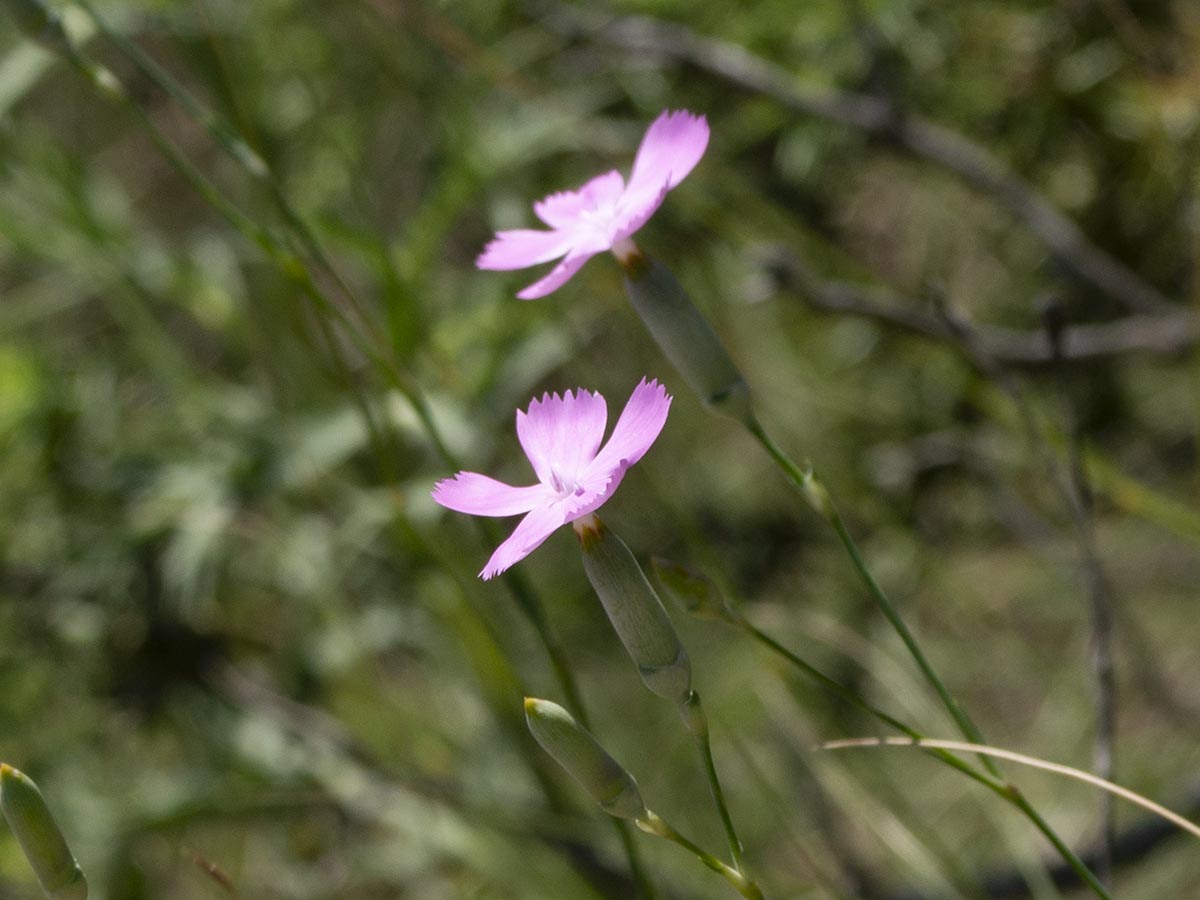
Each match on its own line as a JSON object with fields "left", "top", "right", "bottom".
{"left": 735, "top": 614, "right": 911, "bottom": 738}
{"left": 827, "top": 503, "right": 989, "bottom": 756}
{"left": 746, "top": 418, "right": 995, "bottom": 763}
{"left": 736, "top": 612, "right": 1092, "bottom": 848}
{"left": 615, "top": 822, "right": 659, "bottom": 900}
{"left": 636, "top": 810, "right": 764, "bottom": 900}
{"left": 77, "top": 0, "right": 387, "bottom": 352}
{"left": 743, "top": 416, "right": 1113, "bottom": 900}
{"left": 677, "top": 691, "right": 745, "bottom": 871}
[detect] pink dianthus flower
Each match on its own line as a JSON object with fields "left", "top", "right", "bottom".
{"left": 477, "top": 110, "right": 709, "bottom": 299}
{"left": 432, "top": 379, "right": 672, "bottom": 579}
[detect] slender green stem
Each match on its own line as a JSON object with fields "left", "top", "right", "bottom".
{"left": 736, "top": 615, "right": 911, "bottom": 737}
{"left": 614, "top": 822, "right": 658, "bottom": 900}
{"left": 826, "top": 504, "right": 990, "bottom": 756}
{"left": 737, "top": 610, "right": 1037, "bottom": 808}
{"left": 76, "top": 0, "right": 384, "bottom": 346}
{"left": 746, "top": 417, "right": 996, "bottom": 766}
{"left": 742, "top": 416, "right": 1113, "bottom": 900}
{"left": 677, "top": 691, "right": 745, "bottom": 871}
{"left": 636, "top": 810, "right": 764, "bottom": 900}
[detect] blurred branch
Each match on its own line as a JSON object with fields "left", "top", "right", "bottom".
{"left": 543, "top": 6, "right": 1175, "bottom": 315}
{"left": 1043, "top": 311, "right": 1119, "bottom": 885}
{"left": 768, "top": 252, "right": 1196, "bottom": 368}
{"left": 894, "top": 785, "right": 1200, "bottom": 899}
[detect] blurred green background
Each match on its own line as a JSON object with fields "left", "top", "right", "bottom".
{"left": 2, "top": 0, "right": 1199, "bottom": 897}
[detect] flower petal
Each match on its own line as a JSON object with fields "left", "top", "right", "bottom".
{"left": 608, "top": 111, "right": 708, "bottom": 245}
{"left": 477, "top": 228, "right": 572, "bottom": 271}
{"left": 611, "top": 180, "right": 671, "bottom": 246}
{"left": 432, "top": 472, "right": 553, "bottom": 517}
{"left": 587, "top": 378, "right": 672, "bottom": 480}
{"left": 516, "top": 388, "right": 608, "bottom": 486}
{"left": 563, "top": 467, "right": 627, "bottom": 522}
{"left": 515, "top": 249, "right": 597, "bottom": 300}
{"left": 480, "top": 501, "right": 569, "bottom": 579}
{"left": 627, "top": 110, "right": 709, "bottom": 197}
{"left": 534, "top": 170, "right": 625, "bottom": 229}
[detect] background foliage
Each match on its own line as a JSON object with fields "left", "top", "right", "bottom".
{"left": 1, "top": 0, "right": 1199, "bottom": 897}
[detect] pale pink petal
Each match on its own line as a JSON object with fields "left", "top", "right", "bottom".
{"left": 610, "top": 180, "right": 671, "bottom": 246}
{"left": 516, "top": 388, "right": 608, "bottom": 486}
{"left": 563, "top": 468, "right": 627, "bottom": 522}
{"left": 586, "top": 378, "right": 672, "bottom": 480}
{"left": 477, "top": 229, "right": 572, "bottom": 271}
{"left": 480, "top": 500, "right": 570, "bottom": 579}
{"left": 534, "top": 170, "right": 625, "bottom": 229}
{"left": 627, "top": 110, "right": 709, "bottom": 197}
{"left": 432, "top": 472, "right": 553, "bottom": 517}
{"left": 515, "top": 249, "right": 597, "bottom": 300}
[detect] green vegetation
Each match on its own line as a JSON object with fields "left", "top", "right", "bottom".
{"left": 2, "top": 1, "right": 1198, "bottom": 897}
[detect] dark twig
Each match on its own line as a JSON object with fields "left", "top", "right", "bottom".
{"left": 543, "top": 6, "right": 1176, "bottom": 314}
{"left": 891, "top": 784, "right": 1200, "bottom": 899}
{"left": 768, "top": 253, "right": 1196, "bottom": 368}
{"left": 922, "top": 283, "right": 1122, "bottom": 885}
{"left": 1043, "top": 307, "right": 1118, "bottom": 885}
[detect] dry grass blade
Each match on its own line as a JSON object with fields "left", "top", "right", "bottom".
{"left": 818, "top": 737, "right": 1200, "bottom": 842}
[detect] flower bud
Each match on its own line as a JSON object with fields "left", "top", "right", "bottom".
{"left": 575, "top": 517, "right": 691, "bottom": 702}
{"left": 0, "top": 765, "right": 88, "bottom": 900}
{"left": 651, "top": 558, "right": 734, "bottom": 622}
{"left": 524, "top": 698, "right": 646, "bottom": 820}
{"left": 622, "top": 257, "right": 752, "bottom": 423}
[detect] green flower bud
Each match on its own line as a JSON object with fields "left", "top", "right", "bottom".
{"left": 0, "top": 765, "right": 88, "bottom": 900}
{"left": 524, "top": 699, "right": 646, "bottom": 820}
{"left": 651, "top": 558, "right": 734, "bottom": 622}
{"left": 622, "top": 255, "right": 752, "bottom": 422}
{"left": 576, "top": 517, "right": 691, "bottom": 702}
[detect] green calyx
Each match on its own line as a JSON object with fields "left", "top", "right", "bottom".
{"left": 622, "top": 256, "right": 752, "bottom": 423}
{"left": 524, "top": 699, "right": 646, "bottom": 820}
{"left": 576, "top": 517, "right": 692, "bottom": 701}
{"left": 1, "top": 765, "right": 88, "bottom": 900}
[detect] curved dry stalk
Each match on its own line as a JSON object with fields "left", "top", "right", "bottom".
{"left": 818, "top": 737, "right": 1200, "bottom": 842}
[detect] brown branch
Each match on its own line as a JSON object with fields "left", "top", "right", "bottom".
{"left": 543, "top": 6, "right": 1176, "bottom": 315}
{"left": 768, "top": 253, "right": 1196, "bottom": 368}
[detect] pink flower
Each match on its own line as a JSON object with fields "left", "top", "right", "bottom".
{"left": 477, "top": 110, "right": 710, "bottom": 299}
{"left": 433, "top": 379, "right": 673, "bottom": 579}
